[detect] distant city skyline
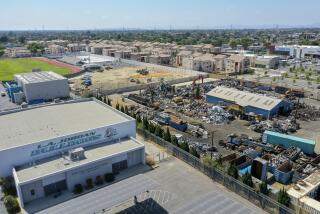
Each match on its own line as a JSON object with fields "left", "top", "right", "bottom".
{"left": 1, "top": 0, "right": 320, "bottom": 30}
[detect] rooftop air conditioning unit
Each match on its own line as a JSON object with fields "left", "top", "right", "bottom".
{"left": 69, "top": 147, "right": 86, "bottom": 161}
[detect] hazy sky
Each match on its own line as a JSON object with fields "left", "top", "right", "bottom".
{"left": 1, "top": 0, "right": 320, "bottom": 30}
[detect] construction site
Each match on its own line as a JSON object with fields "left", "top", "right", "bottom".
{"left": 71, "top": 65, "right": 204, "bottom": 96}
{"left": 104, "top": 75, "right": 320, "bottom": 198}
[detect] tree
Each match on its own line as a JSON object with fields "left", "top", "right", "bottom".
{"left": 278, "top": 188, "right": 290, "bottom": 207}
{"left": 124, "top": 106, "right": 129, "bottom": 115}
{"left": 155, "top": 125, "right": 163, "bottom": 138}
{"left": 229, "top": 38, "right": 237, "bottom": 49}
{"left": 163, "top": 127, "right": 171, "bottom": 142}
{"left": 180, "top": 141, "right": 190, "bottom": 152}
{"left": 27, "top": 43, "right": 45, "bottom": 55}
{"left": 0, "top": 35, "right": 8, "bottom": 43}
{"left": 242, "top": 173, "right": 253, "bottom": 188}
{"left": 18, "top": 36, "right": 26, "bottom": 44}
{"left": 195, "top": 85, "right": 201, "bottom": 98}
{"left": 227, "top": 164, "right": 238, "bottom": 179}
{"left": 136, "top": 115, "right": 142, "bottom": 124}
{"left": 259, "top": 182, "right": 269, "bottom": 195}
{"left": 120, "top": 105, "right": 125, "bottom": 113}
{"left": 0, "top": 45, "right": 4, "bottom": 57}
{"left": 107, "top": 98, "right": 111, "bottom": 106}
{"left": 0, "top": 177, "right": 17, "bottom": 196}
{"left": 171, "top": 135, "right": 179, "bottom": 146}
{"left": 148, "top": 123, "right": 155, "bottom": 133}
{"left": 142, "top": 117, "right": 149, "bottom": 130}
{"left": 190, "top": 147, "right": 200, "bottom": 158}
{"left": 116, "top": 103, "right": 120, "bottom": 110}
{"left": 3, "top": 195, "right": 20, "bottom": 214}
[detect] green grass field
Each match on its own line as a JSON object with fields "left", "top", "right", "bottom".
{"left": 0, "top": 58, "right": 71, "bottom": 81}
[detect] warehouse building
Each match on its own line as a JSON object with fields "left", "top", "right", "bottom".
{"left": 14, "top": 71, "right": 70, "bottom": 104}
{"left": 0, "top": 98, "right": 145, "bottom": 207}
{"left": 206, "top": 86, "right": 291, "bottom": 119}
{"left": 262, "top": 131, "right": 316, "bottom": 155}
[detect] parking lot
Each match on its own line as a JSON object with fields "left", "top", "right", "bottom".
{"left": 105, "top": 141, "right": 265, "bottom": 214}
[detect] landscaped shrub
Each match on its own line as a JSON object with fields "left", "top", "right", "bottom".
{"left": 0, "top": 177, "right": 17, "bottom": 196}
{"left": 3, "top": 195, "right": 20, "bottom": 214}
{"left": 73, "top": 184, "right": 83, "bottom": 194}
{"left": 85, "top": 178, "right": 94, "bottom": 189}
{"left": 95, "top": 176, "right": 104, "bottom": 186}
{"left": 104, "top": 173, "right": 115, "bottom": 183}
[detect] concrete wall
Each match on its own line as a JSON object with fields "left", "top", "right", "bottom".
{"left": 23, "top": 79, "right": 70, "bottom": 103}
{"left": 127, "top": 150, "right": 143, "bottom": 167}
{"left": 20, "top": 179, "right": 44, "bottom": 204}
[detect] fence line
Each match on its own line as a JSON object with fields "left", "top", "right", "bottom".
{"left": 137, "top": 128, "right": 297, "bottom": 214}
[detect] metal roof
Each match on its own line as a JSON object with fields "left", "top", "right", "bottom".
{"left": 264, "top": 131, "right": 315, "bottom": 146}
{"left": 15, "top": 71, "right": 66, "bottom": 84}
{"left": 207, "top": 86, "right": 282, "bottom": 111}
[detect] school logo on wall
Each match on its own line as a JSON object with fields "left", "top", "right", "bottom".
{"left": 30, "top": 131, "right": 102, "bottom": 157}
{"left": 105, "top": 128, "right": 118, "bottom": 139}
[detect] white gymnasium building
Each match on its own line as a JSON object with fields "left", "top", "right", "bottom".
{"left": 0, "top": 98, "right": 145, "bottom": 207}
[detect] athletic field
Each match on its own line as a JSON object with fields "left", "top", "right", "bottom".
{"left": 0, "top": 58, "right": 77, "bottom": 81}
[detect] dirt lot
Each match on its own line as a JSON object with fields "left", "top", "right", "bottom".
{"left": 74, "top": 66, "right": 194, "bottom": 92}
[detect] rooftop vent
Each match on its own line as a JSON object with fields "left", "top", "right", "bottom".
{"left": 69, "top": 147, "right": 86, "bottom": 161}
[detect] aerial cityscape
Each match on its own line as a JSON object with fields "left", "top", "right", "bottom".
{"left": 1, "top": 1, "right": 320, "bottom": 214}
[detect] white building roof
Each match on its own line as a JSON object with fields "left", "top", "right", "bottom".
{"left": 288, "top": 170, "right": 320, "bottom": 199}
{"left": 15, "top": 71, "right": 66, "bottom": 84}
{"left": 0, "top": 99, "right": 132, "bottom": 151}
{"left": 207, "top": 86, "right": 282, "bottom": 111}
{"left": 15, "top": 137, "right": 143, "bottom": 183}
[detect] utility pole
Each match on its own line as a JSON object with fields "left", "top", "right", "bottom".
{"left": 211, "top": 131, "right": 215, "bottom": 160}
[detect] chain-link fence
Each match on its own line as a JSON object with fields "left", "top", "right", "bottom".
{"left": 137, "top": 128, "right": 297, "bottom": 214}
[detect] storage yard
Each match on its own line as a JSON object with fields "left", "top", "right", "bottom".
{"left": 103, "top": 77, "right": 320, "bottom": 197}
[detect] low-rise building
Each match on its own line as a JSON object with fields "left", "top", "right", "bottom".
{"left": 225, "top": 54, "right": 250, "bottom": 74}
{"left": 255, "top": 55, "right": 280, "bottom": 69}
{"left": 213, "top": 54, "right": 228, "bottom": 72}
{"left": 13, "top": 71, "right": 70, "bottom": 104}
{"left": 288, "top": 170, "right": 320, "bottom": 214}
{"left": 0, "top": 99, "right": 145, "bottom": 207}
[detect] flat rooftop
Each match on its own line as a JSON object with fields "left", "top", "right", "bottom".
{"left": 15, "top": 138, "right": 144, "bottom": 183}
{"left": 0, "top": 99, "right": 132, "bottom": 151}
{"left": 288, "top": 170, "right": 320, "bottom": 199}
{"left": 15, "top": 71, "right": 66, "bottom": 84}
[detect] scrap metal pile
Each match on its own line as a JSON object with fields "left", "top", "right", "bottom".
{"left": 290, "top": 102, "right": 320, "bottom": 121}
{"left": 249, "top": 117, "right": 300, "bottom": 134}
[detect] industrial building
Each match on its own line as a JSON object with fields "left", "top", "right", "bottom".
{"left": 274, "top": 45, "right": 320, "bottom": 59}
{"left": 206, "top": 86, "right": 291, "bottom": 119}
{"left": 288, "top": 170, "right": 320, "bottom": 213}
{"left": 262, "top": 131, "right": 316, "bottom": 155}
{"left": 0, "top": 99, "right": 145, "bottom": 207}
{"left": 6, "top": 71, "right": 70, "bottom": 104}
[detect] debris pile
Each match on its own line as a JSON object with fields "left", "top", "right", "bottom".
{"left": 250, "top": 117, "right": 299, "bottom": 134}
{"left": 290, "top": 102, "right": 320, "bottom": 121}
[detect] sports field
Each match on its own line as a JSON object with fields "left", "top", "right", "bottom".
{"left": 0, "top": 58, "right": 73, "bottom": 81}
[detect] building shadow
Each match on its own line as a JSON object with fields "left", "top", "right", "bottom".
{"left": 116, "top": 198, "right": 168, "bottom": 214}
